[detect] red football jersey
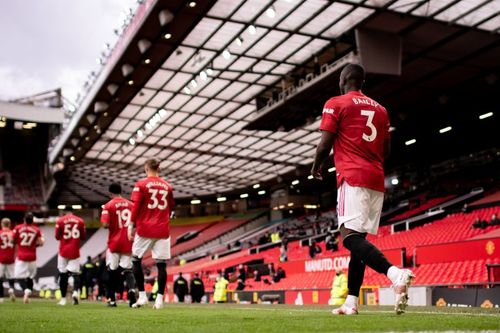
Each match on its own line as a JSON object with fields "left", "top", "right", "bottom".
{"left": 13, "top": 223, "right": 42, "bottom": 262}
{"left": 55, "top": 214, "right": 86, "bottom": 259}
{"left": 131, "top": 176, "right": 174, "bottom": 239}
{"left": 101, "top": 197, "right": 134, "bottom": 254}
{"left": 320, "top": 90, "right": 390, "bottom": 193}
{"left": 0, "top": 229, "right": 16, "bottom": 264}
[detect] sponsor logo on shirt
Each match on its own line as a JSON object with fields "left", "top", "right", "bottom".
{"left": 323, "top": 108, "right": 335, "bottom": 114}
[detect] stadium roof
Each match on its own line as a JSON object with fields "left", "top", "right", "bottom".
{"left": 49, "top": 0, "right": 500, "bottom": 204}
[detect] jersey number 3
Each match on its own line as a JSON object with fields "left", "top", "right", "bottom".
{"left": 148, "top": 189, "right": 168, "bottom": 210}
{"left": 361, "top": 110, "right": 377, "bottom": 142}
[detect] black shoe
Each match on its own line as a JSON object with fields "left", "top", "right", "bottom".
{"left": 128, "top": 290, "right": 137, "bottom": 308}
{"left": 107, "top": 301, "right": 117, "bottom": 307}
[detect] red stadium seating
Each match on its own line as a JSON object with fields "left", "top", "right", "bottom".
{"left": 389, "top": 195, "right": 454, "bottom": 222}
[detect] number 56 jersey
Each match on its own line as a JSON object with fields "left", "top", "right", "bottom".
{"left": 131, "top": 176, "right": 175, "bottom": 239}
{"left": 55, "top": 214, "right": 86, "bottom": 259}
{"left": 101, "top": 197, "right": 134, "bottom": 254}
{"left": 320, "top": 90, "right": 390, "bottom": 193}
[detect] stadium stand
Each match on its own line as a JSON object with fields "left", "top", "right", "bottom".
{"left": 389, "top": 195, "right": 454, "bottom": 222}
{"left": 168, "top": 206, "right": 500, "bottom": 294}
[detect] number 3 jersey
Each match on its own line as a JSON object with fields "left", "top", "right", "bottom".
{"left": 101, "top": 197, "right": 134, "bottom": 254}
{"left": 131, "top": 176, "right": 175, "bottom": 239}
{"left": 320, "top": 90, "right": 390, "bottom": 193}
{"left": 55, "top": 214, "right": 86, "bottom": 259}
{"left": 13, "top": 223, "right": 42, "bottom": 262}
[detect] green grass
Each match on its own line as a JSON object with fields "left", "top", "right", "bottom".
{"left": 0, "top": 300, "right": 499, "bottom": 333}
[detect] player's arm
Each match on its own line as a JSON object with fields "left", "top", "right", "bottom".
{"left": 36, "top": 230, "right": 45, "bottom": 247}
{"left": 101, "top": 205, "right": 110, "bottom": 228}
{"left": 312, "top": 131, "right": 335, "bottom": 180}
{"left": 169, "top": 187, "right": 176, "bottom": 219}
{"left": 383, "top": 109, "right": 391, "bottom": 159}
{"left": 312, "top": 100, "right": 339, "bottom": 180}
{"left": 80, "top": 220, "right": 87, "bottom": 240}
{"left": 54, "top": 219, "right": 62, "bottom": 240}
{"left": 129, "top": 183, "right": 144, "bottom": 240}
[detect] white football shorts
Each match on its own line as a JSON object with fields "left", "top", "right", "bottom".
{"left": 57, "top": 255, "right": 81, "bottom": 274}
{"left": 337, "top": 181, "right": 384, "bottom": 235}
{"left": 14, "top": 260, "right": 37, "bottom": 279}
{"left": 106, "top": 250, "right": 132, "bottom": 270}
{"left": 0, "top": 263, "right": 15, "bottom": 279}
{"left": 132, "top": 236, "right": 171, "bottom": 261}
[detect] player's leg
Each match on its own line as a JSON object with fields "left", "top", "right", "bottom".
{"left": 57, "top": 255, "right": 69, "bottom": 305}
{"left": 68, "top": 259, "right": 81, "bottom": 305}
{"left": 0, "top": 264, "right": 5, "bottom": 301}
{"left": 7, "top": 264, "right": 15, "bottom": 302}
{"left": 105, "top": 251, "right": 119, "bottom": 307}
{"left": 151, "top": 237, "right": 170, "bottom": 309}
{"left": 340, "top": 184, "right": 414, "bottom": 313}
{"left": 120, "top": 254, "right": 136, "bottom": 307}
{"left": 131, "top": 236, "right": 151, "bottom": 307}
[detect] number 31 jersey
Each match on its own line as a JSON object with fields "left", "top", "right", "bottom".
{"left": 320, "top": 90, "right": 390, "bottom": 193}
{"left": 101, "top": 197, "right": 134, "bottom": 254}
{"left": 131, "top": 176, "right": 175, "bottom": 239}
{"left": 55, "top": 214, "right": 86, "bottom": 259}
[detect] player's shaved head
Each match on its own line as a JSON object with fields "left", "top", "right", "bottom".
{"left": 145, "top": 159, "right": 160, "bottom": 172}
{"left": 24, "top": 212, "right": 34, "bottom": 224}
{"left": 1, "top": 217, "right": 11, "bottom": 228}
{"left": 109, "top": 182, "right": 122, "bottom": 195}
{"left": 339, "top": 63, "right": 365, "bottom": 94}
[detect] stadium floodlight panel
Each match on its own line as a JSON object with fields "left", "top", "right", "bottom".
{"left": 258, "top": 190, "right": 266, "bottom": 195}
{"left": 217, "top": 197, "right": 227, "bottom": 202}
{"left": 291, "top": 180, "right": 300, "bottom": 185}
{"left": 405, "top": 139, "right": 416, "bottom": 146}
{"left": 439, "top": 126, "right": 452, "bottom": 134}
{"left": 328, "top": 167, "right": 336, "bottom": 173}
{"left": 307, "top": 175, "right": 314, "bottom": 180}
{"left": 253, "top": 183, "right": 260, "bottom": 189}
{"left": 479, "top": 112, "right": 493, "bottom": 120}
{"left": 72, "top": 205, "right": 82, "bottom": 210}
{"left": 287, "top": 202, "right": 294, "bottom": 207}
{"left": 240, "top": 193, "right": 249, "bottom": 198}
{"left": 191, "top": 199, "right": 201, "bottom": 205}
{"left": 57, "top": 205, "right": 66, "bottom": 210}
{"left": 391, "top": 178, "right": 399, "bottom": 185}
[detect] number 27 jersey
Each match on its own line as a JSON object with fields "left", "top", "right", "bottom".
{"left": 55, "top": 214, "right": 86, "bottom": 259}
{"left": 131, "top": 176, "right": 175, "bottom": 239}
{"left": 320, "top": 90, "right": 390, "bottom": 193}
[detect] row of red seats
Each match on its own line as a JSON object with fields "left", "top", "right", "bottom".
{"left": 389, "top": 195, "right": 454, "bottom": 222}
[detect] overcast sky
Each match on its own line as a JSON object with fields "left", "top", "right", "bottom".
{"left": 0, "top": 0, "right": 137, "bottom": 103}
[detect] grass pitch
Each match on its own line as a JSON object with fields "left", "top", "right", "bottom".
{"left": 0, "top": 300, "right": 499, "bottom": 333}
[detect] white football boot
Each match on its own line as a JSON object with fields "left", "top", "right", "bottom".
{"left": 393, "top": 269, "right": 415, "bottom": 315}
{"left": 331, "top": 305, "right": 358, "bottom": 315}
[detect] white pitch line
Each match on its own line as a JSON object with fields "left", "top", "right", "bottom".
{"left": 167, "top": 305, "right": 500, "bottom": 317}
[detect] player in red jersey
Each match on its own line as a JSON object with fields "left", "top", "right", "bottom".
{"left": 312, "top": 64, "right": 414, "bottom": 315}
{"left": 127, "top": 159, "right": 175, "bottom": 309}
{"left": 101, "top": 182, "right": 137, "bottom": 307}
{"left": 0, "top": 218, "right": 16, "bottom": 302}
{"left": 55, "top": 209, "right": 86, "bottom": 305}
{"left": 13, "top": 213, "right": 44, "bottom": 303}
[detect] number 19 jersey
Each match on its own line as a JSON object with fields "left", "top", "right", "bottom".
{"left": 131, "top": 176, "right": 175, "bottom": 239}
{"left": 101, "top": 197, "right": 134, "bottom": 254}
{"left": 55, "top": 214, "right": 86, "bottom": 259}
{"left": 320, "top": 90, "right": 390, "bottom": 193}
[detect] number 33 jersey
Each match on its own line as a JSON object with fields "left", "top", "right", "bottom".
{"left": 101, "top": 197, "right": 134, "bottom": 254}
{"left": 131, "top": 176, "right": 175, "bottom": 239}
{"left": 55, "top": 214, "right": 86, "bottom": 259}
{"left": 320, "top": 90, "right": 390, "bottom": 193}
